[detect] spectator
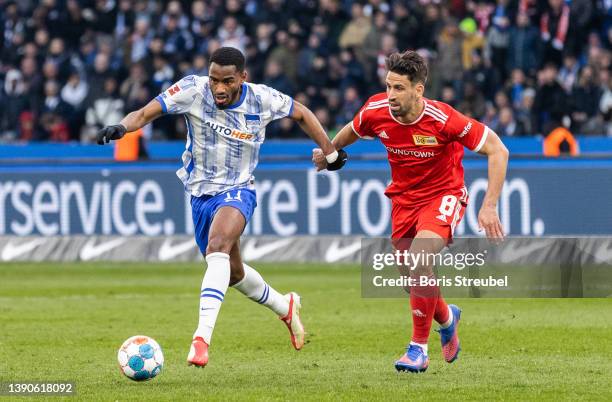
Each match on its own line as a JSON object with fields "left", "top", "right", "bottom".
{"left": 336, "top": 86, "right": 362, "bottom": 128}
{"left": 533, "top": 63, "right": 570, "bottom": 133}
{"left": 460, "top": 17, "right": 485, "bottom": 71}
{"left": 189, "top": 1, "right": 215, "bottom": 55}
{"left": 463, "top": 49, "right": 500, "bottom": 101}
{"left": 20, "top": 56, "right": 43, "bottom": 98}
{"left": 86, "top": 52, "right": 113, "bottom": 105}
{"left": 61, "top": 72, "right": 89, "bottom": 109}
{"left": 437, "top": 19, "right": 464, "bottom": 87}
{"left": 150, "top": 56, "right": 174, "bottom": 94}
{"left": 38, "top": 80, "right": 73, "bottom": 141}
{"left": 558, "top": 54, "right": 580, "bottom": 93}
{"left": 114, "top": 0, "right": 135, "bottom": 41}
{"left": 507, "top": 68, "right": 527, "bottom": 109}
{"left": 46, "top": 38, "right": 70, "bottom": 81}
{"left": 297, "top": 34, "right": 323, "bottom": 84}
{"left": 217, "top": 16, "right": 248, "bottom": 54}
{"left": 84, "top": 77, "right": 124, "bottom": 143}
{"left": 263, "top": 60, "right": 294, "bottom": 97}
{"left": 516, "top": 87, "right": 537, "bottom": 134}
{"left": 393, "top": 2, "right": 420, "bottom": 51}
{"left": 267, "top": 31, "right": 300, "bottom": 85}
{"left": 129, "top": 17, "right": 153, "bottom": 63}
{"left": 119, "top": 62, "right": 148, "bottom": 107}
{"left": 362, "top": 10, "right": 390, "bottom": 81}
{"left": 187, "top": 54, "right": 208, "bottom": 77}
{"left": 339, "top": 3, "right": 371, "bottom": 51}
{"left": 540, "top": 0, "right": 571, "bottom": 66}
{"left": 418, "top": 5, "right": 443, "bottom": 50}
{"left": 61, "top": 0, "right": 88, "bottom": 50}
{"left": 376, "top": 33, "right": 397, "bottom": 87}
{"left": 492, "top": 106, "right": 525, "bottom": 136}
{"left": 508, "top": 12, "right": 540, "bottom": 75}
{"left": 570, "top": 65, "right": 602, "bottom": 133}
{"left": 0, "top": 69, "right": 29, "bottom": 141}
{"left": 441, "top": 84, "right": 458, "bottom": 108}
{"left": 161, "top": 12, "right": 194, "bottom": 59}
{"left": 458, "top": 81, "right": 486, "bottom": 118}
{"left": 0, "top": 0, "right": 609, "bottom": 141}
{"left": 319, "top": 0, "right": 350, "bottom": 50}
{"left": 485, "top": 0, "right": 514, "bottom": 81}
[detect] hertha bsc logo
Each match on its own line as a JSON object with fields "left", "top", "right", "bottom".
{"left": 413, "top": 135, "right": 438, "bottom": 146}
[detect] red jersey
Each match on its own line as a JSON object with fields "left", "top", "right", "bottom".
{"left": 352, "top": 93, "right": 489, "bottom": 207}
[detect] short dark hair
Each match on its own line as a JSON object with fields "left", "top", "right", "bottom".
{"left": 385, "top": 50, "right": 428, "bottom": 84}
{"left": 210, "top": 47, "right": 245, "bottom": 72}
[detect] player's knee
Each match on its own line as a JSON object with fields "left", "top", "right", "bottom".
{"left": 206, "top": 235, "right": 234, "bottom": 255}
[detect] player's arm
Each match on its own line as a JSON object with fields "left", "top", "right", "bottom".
{"left": 333, "top": 122, "right": 360, "bottom": 149}
{"left": 476, "top": 129, "right": 509, "bottom": 241}
{"left": 96, "top": 99, "right": 162, "bottom": 145}
{"left": 290, "top": 101, "right": 347, "bottom": 171}
{"left": 312, "top": 122, "right": 359, "bottom": 171}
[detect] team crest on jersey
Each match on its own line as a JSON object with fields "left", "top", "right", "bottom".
{"left": 413, "top": 135, "right": 438, "bottom": 146}
{"left": 244, "top": 114, "right": 261, "bottom": 129}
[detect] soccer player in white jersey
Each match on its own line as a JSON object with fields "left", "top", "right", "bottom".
{"left": 97, "top": 47, "right": 348, "bottom": 367}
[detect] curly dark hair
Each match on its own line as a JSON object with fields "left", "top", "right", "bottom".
{"left": 210, "top": 46, "right": 246, "bottom": 72}
{"left": 385, "top": 50, "right": 428, "bottom": 84}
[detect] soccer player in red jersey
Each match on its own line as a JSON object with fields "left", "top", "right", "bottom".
{"left": 313, "top": 50, "right": 509, "bottom": 372}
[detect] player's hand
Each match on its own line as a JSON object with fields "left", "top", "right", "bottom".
{"left": 326, "top": 149, "right": 347, "bottom": 171}
{"left": 97, "top": 124, "right": 127, "bottom": 145}
{"left": 312, "top": 148, "right": 327, "bottom": 171}
{"left": 477, "top": 205, "right": 504, "bottom": 243}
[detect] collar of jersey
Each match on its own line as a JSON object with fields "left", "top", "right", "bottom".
{"left": 225, "top": 83, "right": 248, "bottom": 110}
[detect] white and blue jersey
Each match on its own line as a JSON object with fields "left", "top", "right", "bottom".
{"left": 155, "top": 75, "right": 294, "bottom": 196}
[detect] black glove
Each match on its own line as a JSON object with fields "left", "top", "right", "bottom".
{"left": 326, "top": 149, "right": 348, "bottom": 171}
{"left": 97, "top": 124, "right": 127, "bottom": 145}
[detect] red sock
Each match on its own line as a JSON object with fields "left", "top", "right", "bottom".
{"left": 434, "top": 296, "right": 450, "bottom": 324}
{"left": 409, "top": 277, "right": 440, "bottom": 344}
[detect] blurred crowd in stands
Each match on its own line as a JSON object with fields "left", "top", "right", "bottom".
{"left": 0, "top": 0, "right": 610, "bottom": 143}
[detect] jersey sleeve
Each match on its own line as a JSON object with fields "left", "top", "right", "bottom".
{"left": 155, "top": 75, "right": 200, "bottom": 114}
{"left": 260, "top": 85, "right": 294, "bottom": 121}
{"left": 351, "top": 102, "right": 378, "bottom": 140}
{"left": 441, "top": 106, "right": 489, "bottom": 152}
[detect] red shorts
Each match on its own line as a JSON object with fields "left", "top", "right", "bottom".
{"left": 391, "top": 190, "right": 467, "bottom": 242}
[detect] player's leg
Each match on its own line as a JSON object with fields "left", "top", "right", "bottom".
{"left": 229, "top": 241, "right": 305, "bottom": 350}
{"left": 195, "top": 206, "right": 244, "bottom": 338}
{"left": 188, "top": 187, "right": 254, "bottom": 367}
{"left": 417, "top": 194, "right": 465, "bottom": 364}
{"left": 395, "top": 230, "right": 446, "bottom": 372}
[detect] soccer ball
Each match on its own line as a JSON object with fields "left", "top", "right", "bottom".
{"left": 117, "top": 335, "right": 164, "bottom": 381}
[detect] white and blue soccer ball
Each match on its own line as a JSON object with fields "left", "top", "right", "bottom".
{"left": 117, "top": 335, "right": 164, "bottom": 381}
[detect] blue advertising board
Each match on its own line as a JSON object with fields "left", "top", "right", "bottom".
{"left": 0, "top": 161, "right": 610, "bottom": 236}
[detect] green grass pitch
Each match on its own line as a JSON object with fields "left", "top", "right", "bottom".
{"left": 1, "top": 262, "right": 611, "bottom": 401}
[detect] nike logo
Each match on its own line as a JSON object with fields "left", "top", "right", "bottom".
{"left": 1, "top": 239, "right": 47, "bottom": 261}
{"left": 242, "top": 238, "right": 293, "bottom": 261}
{"left": 80, "top": 238, "right": 126, "bottom": 261}
{"left": 158, "top": 239, "right": 197, "bottom": 261}
{"left": 324, "top": 240, "right": 361, "bottom": 263}
{"left": 499, "top": 240, "right": 550, "bottom": 263}
{"left": 200, "top": 307, "right": 215, "bottom": 311}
